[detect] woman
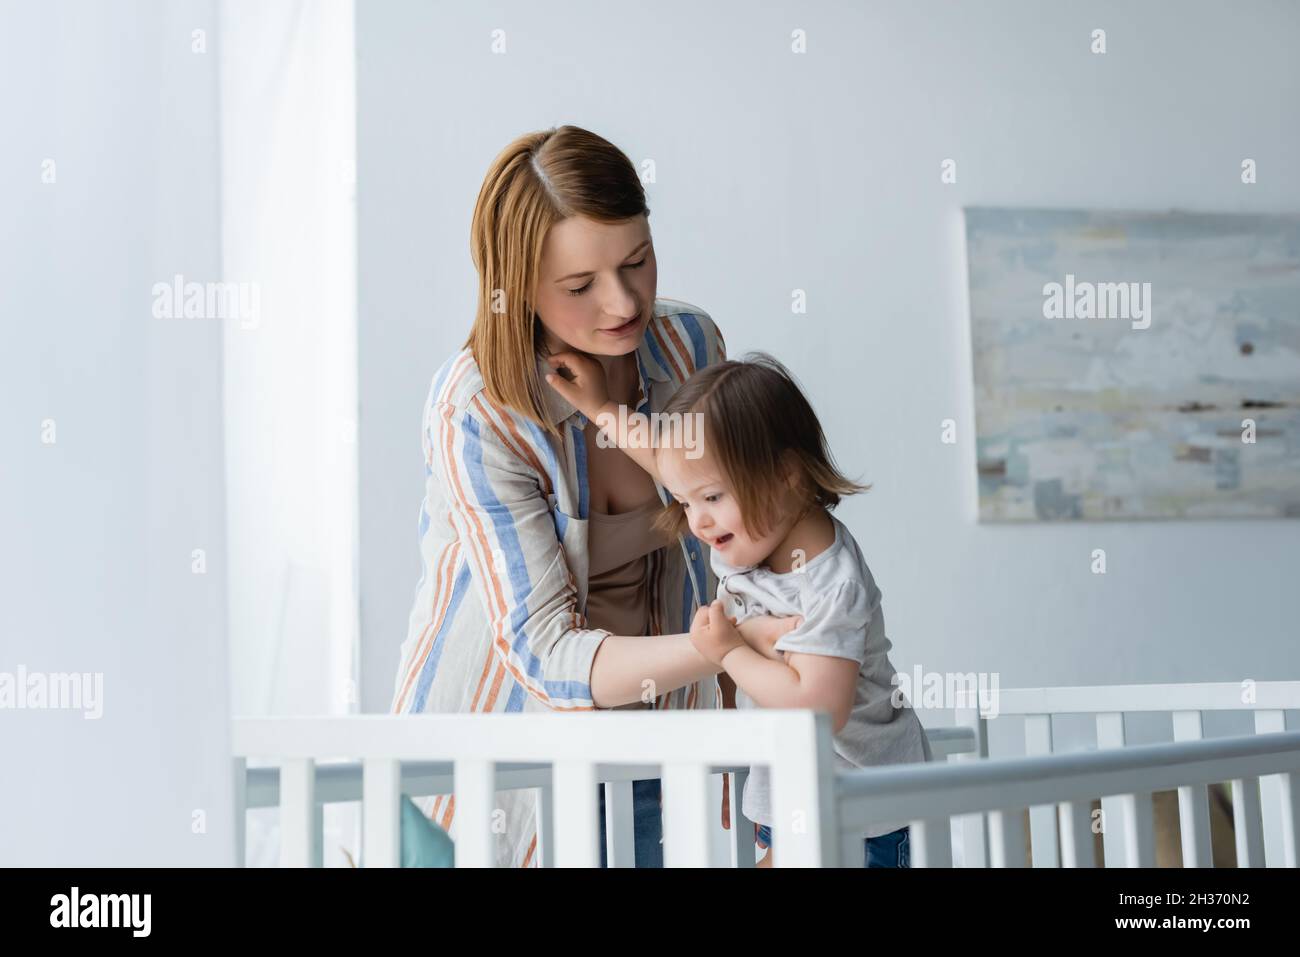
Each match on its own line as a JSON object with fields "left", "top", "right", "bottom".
{"left": 390, "top": 125, "right": 798, "bottom": 867}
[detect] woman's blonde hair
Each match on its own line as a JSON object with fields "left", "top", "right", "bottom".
{"left": 465, "top": 125, "right": 649, "bottom": 435}
{"left": 652, "top": 353, "right": 871, "bottom": 541}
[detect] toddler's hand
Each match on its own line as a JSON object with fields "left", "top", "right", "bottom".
{"left": 543, "top": 351, "right": 609, "bottom": 420}
{"left": 689, "top": 599, "right": 746, "bottom": 667}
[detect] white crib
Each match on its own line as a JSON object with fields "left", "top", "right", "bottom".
{"left": 948, "top": 680, "right": 1300, "bottom": 867}
{"left": 231, "top": 681, "right": 1300, "bottom": 867}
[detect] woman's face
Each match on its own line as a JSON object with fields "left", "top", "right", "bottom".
{"left": 533, "top": 214, "right": 657, "bottom": 357}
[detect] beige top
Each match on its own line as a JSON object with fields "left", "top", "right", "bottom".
{"left": 585, "top": 498, "right": 671, "bottom": 711}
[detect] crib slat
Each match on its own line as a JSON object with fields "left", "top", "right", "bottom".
{"left": 910, "top": 818, "right": 953, "bottom": 868}
{"left": 1118, "top": 792, "right": 1155, "bottom": 867}
{"left": 1172, "top": 711, "right": 1213, "bottom": 867}
{"left": 452, "top": 759, "right": 495, "bottom": 867}
{"left": 1254, "top": 709, "right": 1296, "bottom": 867}
{"left": 279, "top": 758, "right": 316, "bottom": 867}
{"left": 770, "top": 711, "right": 838, "bottom": 866}
{"left": 1058, "top": 800, "right": 1096, "bottom": 867}
{"left": 1269, "top": 772, "right": 1300, "bottom": 868}
{"left": 1175, "top": 784, "right": 1214, "bottom": 868}
{"left": 663, "top": 762, "right": 711, "bottom": 867}
{"left": 1096, "top": 712, "right": 1128, "bottom": 867}
{"left": 603, "top": 780, "right": 637, "bottom": 868}
{"left": 535, "top": 780, "right": 555, "bottom": 868}
{"left": 232, "top": 757, "right": 247, "bottom": 868}
{"left": 553, "top": 760, "right": 600, "bottom": 867}
{"left": 1253, "top": 709, "right": 1284, "bottom": 735}
{"left": 1024, "top": 714, "right": 1059, "bottom": 867}
{"left": 313, "top": 803, "right": 325, "bottom": 868}
{"left": 362, "top": 758, "right": 400, "bottom": 868}
{"left": 953, "top": 707, "right": 989, "bottom": 868}
{"left": 988, "top": 809, "right": 1027, "bottom": 867}
{"left": 1231, "top": 776, "right": 1266, "bottom": 867}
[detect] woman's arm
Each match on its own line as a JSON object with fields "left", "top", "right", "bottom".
{"left": 431, "top": 395, "right": 609, "bottom": 709}
{"left": 544, "top": 352, "right": 662, "bottom": 483}
{"left": 589, "top": 633, "right": 713, "bottom": 708}
{"left": 589, "top": 614, "right": 798, "bottom": 708}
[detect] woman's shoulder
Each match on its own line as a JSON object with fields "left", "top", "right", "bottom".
{"left": 426, "top": 347, "right": 488, "bottom": 413}
{"left": 423, "top": 348, "right": 542, "bottom": 456}
{"left": 646, "top": 298, "right": 727, "bottom": 379}
{"left": 652, "top": 298, "right": 723, "bottom": 344}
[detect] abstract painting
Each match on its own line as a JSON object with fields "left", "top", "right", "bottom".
{"left": 964, "top": 208, "right": 1300, "bottom": 521}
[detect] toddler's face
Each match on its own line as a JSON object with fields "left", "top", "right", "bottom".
{"left": 657, "top": 444, "right": 786, "bottom": 569}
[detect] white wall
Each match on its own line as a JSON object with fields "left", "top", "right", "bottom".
{"left": 356, "top": 1, "right": 1300, "bottom": 734}
{"left": 0, "top": 0, "right": 234, "bottom": 864}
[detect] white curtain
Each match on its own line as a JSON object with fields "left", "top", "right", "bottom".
{"left": 219, "top": 0, "right": 358, "bottom": 866}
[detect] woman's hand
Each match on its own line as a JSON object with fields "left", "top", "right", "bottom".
{"left": 689, "top": 600, "right": 746, "bottom": 667}
{"left": 544, "top": 351, "right": 610, "bottom": 421}
{"left": 735, "top": 612, "right": 802, "bottom": 661}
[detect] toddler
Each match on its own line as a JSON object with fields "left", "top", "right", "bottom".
{"left": 545, "top": 349, "right": 931, "bottom": 868}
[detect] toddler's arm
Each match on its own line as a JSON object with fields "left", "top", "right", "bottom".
{"left": 689, "top": 600, "right": 858, "bottom": 732}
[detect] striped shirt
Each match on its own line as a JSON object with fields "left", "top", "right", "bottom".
{"left": 390, "top": 298, "right": 728, "bottom": 867}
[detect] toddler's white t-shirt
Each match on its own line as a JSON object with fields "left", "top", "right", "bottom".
{"left": 711, "top": 512, "right": 932, "bottom": 838}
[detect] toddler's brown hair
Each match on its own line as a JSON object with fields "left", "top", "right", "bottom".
{"left": 651, "top": 352, "right": 870, "bottom": 542}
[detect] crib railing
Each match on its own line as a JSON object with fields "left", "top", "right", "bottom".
{"left": 233, "top": 709, "right": 853, "bottom": 867}
{"left": 839, "top": 730, "right": 1300, "bottom": 868}
{"left": 953, "top": 681, "right": 1300, "bottom": 867}
{"left": 233, "top": 722, "right": 977, "bottom": 868}
{"left": 232, "top": 721, "right": 978, "bottom": 868}
{"left": 231, "top": 682, "right": 1299, "bottom": 868}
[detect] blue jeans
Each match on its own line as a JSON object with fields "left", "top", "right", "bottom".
{"left": 756, "top": 823, "right": 911, "bottom": 868}
{"left": 597, "top": 779, "right": 664, "bottom": 868}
